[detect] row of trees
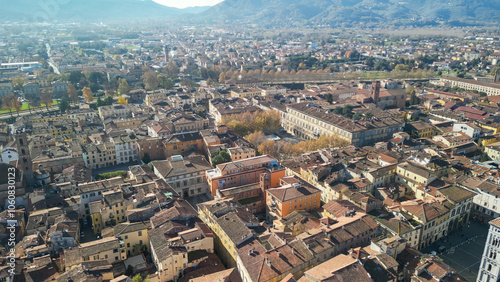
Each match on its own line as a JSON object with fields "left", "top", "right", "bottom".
{"left": 246, "top": 131, "right": 348, "bottom": 160}
{"left": 83, "top": 85, "right": 127, "bottom": 105}
{"left": 218, "top": 68, "right": 333, "bottom": 83}
{"left": 1, "top": 91, "right": 57, "bottom": 116}
{"left": 61, "top": 62, "right": 178, "bottom": 98}
{"left": 218, "top": 68, "right": 434, "bottom": 84}
{"left": 220, "top": 110, "right": 349, "bottom": 161}
{"left": 220, "top": 110, "right": 281, "bottom": 137}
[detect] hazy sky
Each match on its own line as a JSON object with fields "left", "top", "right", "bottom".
{"left": 152, "top": 0, "right": 224, "bottom": 9}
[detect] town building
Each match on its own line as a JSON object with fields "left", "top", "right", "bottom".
{"left": 98, "top": 104, "right": 139, "bottom": 120}
{"left": 152, "top": 155, "right": 212, "bottom": 198}
{"left": 453, "top": 122, "right": 481, "bottom": 139}
{"left": 395, "top": 199, "right": 452, "bottom": 249}
{"left": 485, "top": 141, "right": 500, "bottom": 160}
{"left": 46, "top": 216, "right": 80, "bottom": 254}
{"left": 111, "top": 134, "right": 139, "bottom": 165}
{"left": 283, "top": 102, "right": 404, "bottom": 146}
{"left": 0, "top": 80, "right": 13, "bottom": 96}
{"left": 435, "top": 77, "right": 500, "bottom": 96}
{"left": 162, "top": 132, "right": 203, "bottom": 157}
{"left": 64, "top": 237, "right": 127, "bottom": 268}
{"left": 206, "top": 155, "right": 285, "bottom": 196}
{"left": 478, "top": 217, "right": 500, "bottom": 282}
{"left": 266, "top": 176, "right": 321, "bottom": 220}
{"left": 209, "top": 98, "right": 261, "bottom": 124}
{"left": 227, "top": 146, "right": 256, "bottom": 161}
{"left": 89, "top": 190, "right": 127, "bottom": 234}
{"left": 76, "top": 177, "right": 126, "bottom": 221}
{"left": 406, "top": 121, "right": 436, "bottom": 138}
{"left": 149, "top": 223, "right": 214, "bottom": 282}
{"left": 136, "top": 137, "right": 166, "bottom": 161}
{"left": 302, "top": 254, "right": 372, "bottom": 282}
{"left": 83, "top": 142, "right": 117, "bottom": 169}
{"left": 113, "top": 221, "right": 151, "bottom": 256}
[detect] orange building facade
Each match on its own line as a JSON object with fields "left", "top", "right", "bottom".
{"left": 162, "top": 132, "right": 204, "bottom": 158}
{"left": 266, "top": 176, "right": 322, "bottom": 219}
{"left": 206, "top": 155, "right": 285, "bottom": 196}
{"left": 136, "top": 137, "right": 166, "bottom": 161}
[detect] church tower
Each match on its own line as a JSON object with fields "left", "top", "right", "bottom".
{"left": 164, "top": 45, "right": 169, "bottom": 64}
{"left": 15, "top": 130, "right": 34, "bottom": 187}
{"left": 371, "top": 81, "right": 381, "bottom": 105}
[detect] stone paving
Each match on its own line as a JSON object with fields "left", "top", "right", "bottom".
{"left": 422, "top": 220, "right": 489, "bottom": 281}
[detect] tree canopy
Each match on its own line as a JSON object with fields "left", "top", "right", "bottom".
{"left": 212, "top": 151, "right": 232, "bottom": 166}
{"left": 221, "top": 110, "right": 281, "bottom": 137}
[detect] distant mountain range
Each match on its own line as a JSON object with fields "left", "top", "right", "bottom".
{"left": 1, "top": 0, "right": 209, "bottom": 22}
{"left": 2, "top": 0, "right": 498, "bottom": 26}
{"left": 204, "top": 0, "right": 500, "bottom": 26}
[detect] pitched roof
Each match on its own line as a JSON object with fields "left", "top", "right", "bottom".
{"left": 437, "top": 186, "right": 476, "bottom": 204}
{"left": 402, "top": 201, "right": 450, "bottom": 223}
{"left": 304, "top": 254, "right": 372, "bottom": 282}
{"left": 113, "top": 221, "right": 151, "bottom": 236}
{"left": 266, "top": 182, "right": 321, "bottom": 202}
{"left": 152, "top": 155, "right": 211, "bottom": 178}
{"left": 150, "top": 200, "right": 197, "bottom": 228}
{"left": 216, "top": 212, "right": 253, "bottom": 246}
{"left": 216, "top": 155, "right": 277, "bottom": 173}
{"left": 323, "top": 200, "right": 364, "bottom": 219}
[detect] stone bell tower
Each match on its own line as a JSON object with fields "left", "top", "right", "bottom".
{"left": 15, "top": 130, "right": 34, "bottom": 187}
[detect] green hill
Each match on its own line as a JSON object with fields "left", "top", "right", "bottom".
{"left": 203, "top": 0, "right": 500, "bottom": 26}
{"left": 1, "top": 0, "right": 208, "bottom": 21}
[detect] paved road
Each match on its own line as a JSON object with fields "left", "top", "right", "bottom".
{"left": 46, "top": 43, "right": 60, "bottom": 74}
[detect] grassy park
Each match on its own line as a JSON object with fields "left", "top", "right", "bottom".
{"left": 0, "top": 100, "right": 60, "bottom": 114}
